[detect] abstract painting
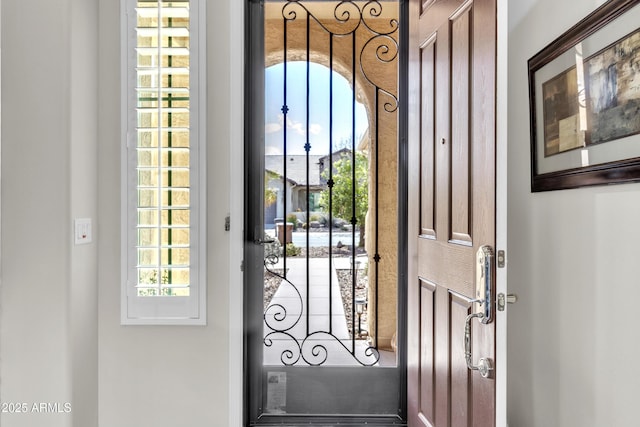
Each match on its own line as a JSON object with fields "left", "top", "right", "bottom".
{"left": 585, "top": 29, "right": 640, "bottom": 145}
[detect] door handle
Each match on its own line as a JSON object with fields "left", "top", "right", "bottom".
{"left": 473, "top": 245, "right": 493, "bottom": 323}
{"left": 464, "top": 312, "right": 493, "bottom": 378}
{"left": 254, "top": 237, "right": 276, "bottom": 245}
{"left": 253, "top": 226, "right": 276, "bottom": 245}
{"left": 464, "top": 245, "right": 494, "bottom": 378}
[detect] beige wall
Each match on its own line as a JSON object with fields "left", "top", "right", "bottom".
{"left": 508, "top": 0, "right": 640, "bottom": 425}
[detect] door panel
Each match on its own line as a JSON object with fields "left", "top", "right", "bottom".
{"left": 450, "top": 4, "right": 472, "bottom": 245}
{"left": 408, "top": 0, "right": 497, "bottom": 425}
{"left": 418, "top": 279, "right": 435, "bottom": 425}
{"left": 419, "top": 38, "right": 436, "bottom": 239}
{"left": 450, "top": 292, "right": 472, "bottom": 427}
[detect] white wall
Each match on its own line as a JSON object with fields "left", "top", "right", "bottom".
{"left": 508, "top": 0, "right": 640, "bottom": 426}
{"left": 0, "top": 0, "right": 99, "bottom": 426}
{"left": 97, "top": 1, "right": 241, "bottom": 426}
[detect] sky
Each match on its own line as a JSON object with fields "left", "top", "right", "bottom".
{"left": 264, "top": 61, "right": 369, "bottom": 156}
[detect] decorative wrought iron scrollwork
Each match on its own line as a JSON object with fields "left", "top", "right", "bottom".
{"left": 283, "top": 1, "right": 363, "bottom": 35}
{"left": 282, "top": 1, "right": 400, "bottom": 111}
{"left": 263, "top": 0, "right": 397, "bottom": 367}
{"left": 361, "top": 1, "right": 399, "bottom": 36}
{"left": 264, "top": 255, "right": 380, "bottom": 366}
{"left": 264, "top": 254, "right": 303, "bottom": 334}
{"left": 359, "top": 33, "right": 399, "bottom": 113}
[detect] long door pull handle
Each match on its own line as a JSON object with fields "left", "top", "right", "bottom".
{"left": 464, "top": 312, "right": 492, "bottom": 378}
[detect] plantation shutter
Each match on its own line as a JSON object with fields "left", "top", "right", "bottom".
{"left": 122, "top": 0, "right": 205, "bottom": 324}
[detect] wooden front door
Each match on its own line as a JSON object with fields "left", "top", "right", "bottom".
{"left": 407, "top": 0, "right": 497, "bottom": 425}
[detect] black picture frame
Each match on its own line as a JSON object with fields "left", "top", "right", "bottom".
{"left": 528, "top": 0, "right": 640, "bottom": 192}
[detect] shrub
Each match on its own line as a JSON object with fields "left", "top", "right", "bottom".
{"left": 285, "top": 243, "right": 301, "bottom": 257}
{"left": 264, "top": 238, "right": 282, "bottom": 259}
{"left": 286, "top": 213, "right": 298, "bottom": 230}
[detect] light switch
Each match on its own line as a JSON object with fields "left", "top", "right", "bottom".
{"left": 74, "top": 218, "right": 92, "bottom": 245}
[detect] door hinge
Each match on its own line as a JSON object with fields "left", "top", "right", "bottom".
{"left": 497, "top": 250, "right": 506, "bottom": 268}
{"left": 225, "top": 215, "right": 230, "bottom": 231}
{"left": 240, "top": 260, "right": 244, "bottom": 272}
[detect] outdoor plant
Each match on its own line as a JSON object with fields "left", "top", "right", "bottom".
{"left": 285, "top": 243, "right": 301, "bottom": 257}
{"left": 264, "top": 238, "right": 282, "bottom": 259}
{"left": 264, "top": 171, "right": 279, "bottom": 208}
{"left": 319, "top": 150, "right": 368, "bottom": 247}
{"left": 137, "top": 269, "right": 173, "bottom": 296}
{"left": 286, "top": 213, "right": 298, "bottom": 230}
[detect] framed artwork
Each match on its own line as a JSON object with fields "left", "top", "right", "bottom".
{"left": 528, "top": 0, "right": 640, "bottom": 192}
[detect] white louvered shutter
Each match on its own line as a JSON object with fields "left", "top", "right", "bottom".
{"left": 122, "top": 0, "right": 205, "bottom": 324}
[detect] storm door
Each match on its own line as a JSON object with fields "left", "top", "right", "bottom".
{"left": 245, "top": 0, "right": 407, "bottom": 424}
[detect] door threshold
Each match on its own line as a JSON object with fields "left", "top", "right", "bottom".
{"left": 251, "top": 417, "right": 407, "bottom": 427}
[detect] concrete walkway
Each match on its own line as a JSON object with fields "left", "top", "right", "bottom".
{"left": 263, "top": 257, "right": 378, "bottom": 366}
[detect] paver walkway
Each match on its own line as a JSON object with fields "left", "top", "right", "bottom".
{"left": 263, "top": 257, "right": 378, "bottom": 366}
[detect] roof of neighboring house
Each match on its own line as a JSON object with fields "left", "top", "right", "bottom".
{"left": 317, "top": 147, "right": 351, "bottom": 163}
{"left": 265, "top": 154, "right": 324, "bottom": 186}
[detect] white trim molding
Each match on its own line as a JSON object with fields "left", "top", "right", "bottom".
{"left": 228, "top": 0, "right": 245, "bottom": 424}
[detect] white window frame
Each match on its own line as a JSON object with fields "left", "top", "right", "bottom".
{"left": 121, "top": 0, "right": 206, "bottom": 325}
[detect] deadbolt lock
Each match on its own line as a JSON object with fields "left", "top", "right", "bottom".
{"left": 497, "top": 293, "right": 518, "bottom": 311}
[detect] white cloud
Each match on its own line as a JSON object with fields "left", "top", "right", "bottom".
{"left": 265, "top": 123, "right": 282, "bottom": 134}
{"left": 267, "top": 113, "right": 323, "bottom": 137}
{"left": 265, "top": 145, "right": 282, "bottom": 155}
{"left": 287, "top": 118, "right": 306, "bottom": 136}
{"left": 309, "top": 123, "right": 322, "bottom": 135}
{"left": 284, "top": 115, "right": 323, "bottom": 136}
